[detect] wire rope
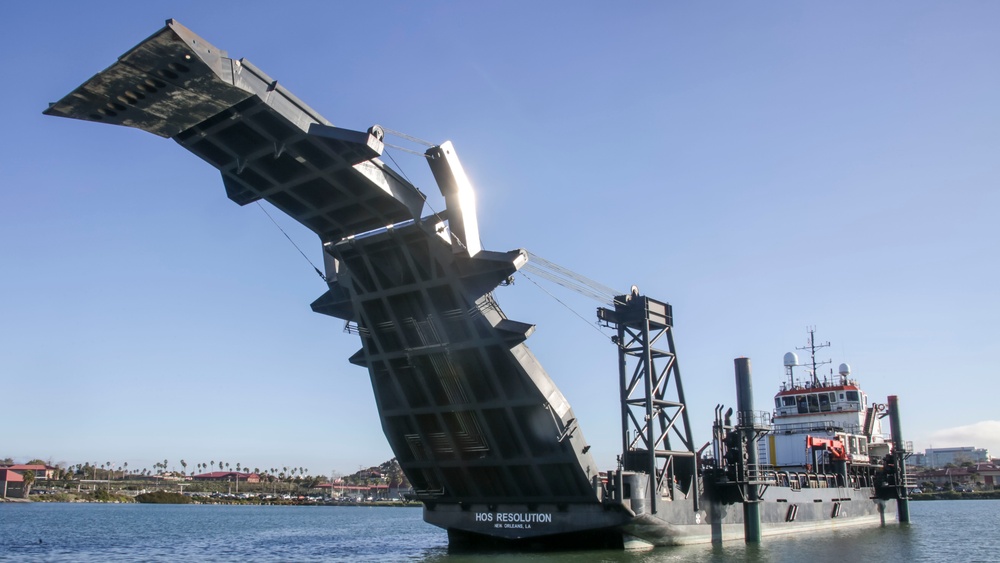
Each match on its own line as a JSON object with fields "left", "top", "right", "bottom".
{"left": 255, "top": 201, "right": 327, "bottom": 282}
{"left": 519, "top": 270, "right": 612, "bottom": 341}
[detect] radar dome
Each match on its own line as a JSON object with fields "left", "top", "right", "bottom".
{"left": 839, "top": 363, "right": 851, "bottom": 376}
{"left": 783, "top": 352, "right": 798, "bottom": 367}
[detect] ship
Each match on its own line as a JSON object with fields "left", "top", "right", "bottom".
{"left": 43, "top": 20, "right": 912, "bottom": 549}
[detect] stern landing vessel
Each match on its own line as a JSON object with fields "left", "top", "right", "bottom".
{"left": 45, "top": 20, "right": 912, "bottom": 549}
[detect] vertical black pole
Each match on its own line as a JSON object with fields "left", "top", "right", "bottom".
{"left": 643, "top": 317, "right": 657, "bottom": 514}
{"left": 734, "top": 357, "right": 761, "bottom": 543}
{"left": 887, "top": 395, "right": 910, "bottom": 523}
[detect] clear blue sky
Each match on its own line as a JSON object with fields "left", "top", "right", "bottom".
{"left": 3, "top": 2, "right": 998, "bottom": 476}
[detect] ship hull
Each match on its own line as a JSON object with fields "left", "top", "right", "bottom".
{"left": 623, "top": 486, "right": 894, "bottom": 548}
{"left": 429, "top": 486, "right": 897, "bottom": 550}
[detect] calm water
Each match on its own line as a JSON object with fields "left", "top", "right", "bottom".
{"left": 1, "top": 501, "right": 997, "bottom": 562}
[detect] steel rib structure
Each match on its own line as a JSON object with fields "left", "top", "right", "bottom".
{"left": 46, "top": 20, "right": 620, "bottom": 542}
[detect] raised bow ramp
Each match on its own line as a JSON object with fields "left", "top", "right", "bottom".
{"left": 46, "top": 19, "right": 620, "bottom": 544}
{"left": 44, "top": 19, "right": 423, "bottom": 243}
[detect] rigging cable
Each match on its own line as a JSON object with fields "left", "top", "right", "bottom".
{"left": 380, "top": 134, "right": 470, "bottom": 253}
{"left": 516, "top": 251, "right": 631, "bottom": 344}
{"left": 518, "top": 269, "right": 613, "bottom": 341}
{"left": 381, "top": 127, "right": 434, "bottom": 147}
{"left": 522, "top": 251, "right": 623, "bottom": 306}
{"left": 382, "top": 142, "right": 428, "bottom": 157}
{"left": 255, "top": 201, "right": 328, "bottom": 282}
{"left": 382, "top": 147, "right": 418, "bottom": 186}
{"left": 380, "top": 129, "right": 621, "bottom": 312}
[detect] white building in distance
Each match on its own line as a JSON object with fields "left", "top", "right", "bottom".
{"left": 914, "top": 447, "right": 991, "bottom": 468}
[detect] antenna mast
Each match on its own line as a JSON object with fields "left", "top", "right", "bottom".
{"left": 796, "top": 327, "right": 830, "bottom": 386}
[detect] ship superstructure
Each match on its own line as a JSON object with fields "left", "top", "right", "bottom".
{"left": 762, "top": 329, "right": 889, "bottom": 473}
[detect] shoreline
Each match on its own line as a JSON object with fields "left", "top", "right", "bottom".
{"left": 910, "top": 491, "right": 1000, "bottom": 501}
{"left": 9, "top": 494, "right": 1000, "bottom": 505}
{"left": 4, "top": 494, "right": 419, "bottom": 507}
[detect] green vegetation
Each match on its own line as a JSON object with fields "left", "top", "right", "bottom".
{"left": 26, "top": 492, "right": 76, "bottom": 503}
{"left": 136, "top": 491, "right": 192, "bottom": 504}
{"left": 911, "top": 490, "right": 1000, "bottom": 501}
{"left": 90, "top": 489, "right": 133, "bottom": 503}
{"left": 22, "top": 467, "right": 35, "bottom": 496}
{"left": 28, "top": 490, "right": 134, "bottom": 503}
{"left": 4, "top": 456, "right": 414, "bottom": 504}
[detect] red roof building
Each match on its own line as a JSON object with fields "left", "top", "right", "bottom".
{"left": 1, "top": 464, "right": 57, "bottom": 480}
{"left": 973, "top": 463, "right": 1000, "bottom": 487}
{"left": 0, "top": 469, "right": 26, "bottom": 499}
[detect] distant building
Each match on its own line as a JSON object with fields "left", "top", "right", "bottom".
{"left": 0, "top": 464, "right": 58, "bottom": 480}
{"left": 317, "top": 483, "right": 390, "bottom": 500}
{"left": 191, "top": 471, "right": 260, "bottom": 483}
{"left": 974, "top": 463, "right": 1000, "bottom": 487}
{"left": 924, "top": 447, "right": 990, "bottom": 468}
{"left": 0, "top": 469, "right": 26, "bottom": 498}
{"left": 916, "top": 467, "right": 975, "bottom": 489}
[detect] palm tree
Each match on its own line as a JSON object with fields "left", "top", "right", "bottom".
{"left": 211, "top": 460, "right": 215, "bottom": 471}
{"left": 180, "top": 460, "right": 187, "bottom": 475}
{"left": 22, "top": 469, "right": 35, "bottom": 496}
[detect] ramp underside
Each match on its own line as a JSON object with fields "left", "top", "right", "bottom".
{"left": 46, "top": 19, "right": 603, "bottom": 509}
{"left": 44, "top": 19, "right": 424, "bottom": 243}
{"left": 336, "top": 225, "right": 600, "bottom": 504}
{"left": 42, "top": 21, "right": 251, "bottom": 137}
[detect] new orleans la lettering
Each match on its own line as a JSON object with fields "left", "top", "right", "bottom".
{"left": 475, "top": 512, "right": 553, "bottom": 524}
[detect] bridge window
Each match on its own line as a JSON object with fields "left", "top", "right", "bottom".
{"left": 807, "top": 394, "right": 819, "bottom": 413}
{"left": 846, "top": 391, "right": 859, "bottom": 402}
{"left": 819, "top": 394, "right": 831, "bottom": 412}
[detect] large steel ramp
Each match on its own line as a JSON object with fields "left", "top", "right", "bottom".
{"left": 333, "top": 225, "right": 600, "bottom": 505}
{"left": 44, "top": 19, "right": 423, "bottom": 243}
{"left": 46, "top": 20, "right": 604, "bottom": 512}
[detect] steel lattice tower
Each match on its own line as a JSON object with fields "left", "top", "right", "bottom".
{"left": 599, "top": 292, "right": 698, "bottom": 514}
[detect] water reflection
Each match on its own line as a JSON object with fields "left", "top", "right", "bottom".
{"left": 1, "top": 500, "right": 997, "bottom": 562}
